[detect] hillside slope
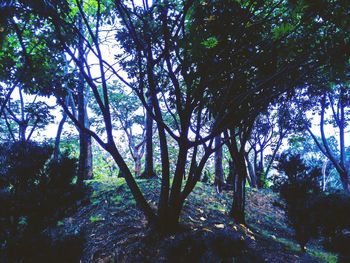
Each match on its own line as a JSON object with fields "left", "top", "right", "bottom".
{"left": 54, "top": 179, "right": 337, "bottom": 262}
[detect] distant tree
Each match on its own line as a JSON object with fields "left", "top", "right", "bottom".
{"left": 91, "top": 84, "right": 147, "bottom": 177}
{"left": 247, "top": 104, "right": 292, "bottom": 188}
{"left": 214, "top": 134, "right": 224, "bottom": 193}
{"left": 2, "top": 89, "right": 53, "bottom": 142}
{"left": 286, "top": 132, "right": 342, "bottom": 191}
{"left": 292, "top": 85, "right": 350, "bottom": 192}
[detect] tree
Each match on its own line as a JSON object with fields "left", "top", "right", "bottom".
{"left": 224, "top": 117, "right": 256, "bottom": 224}
{"left": 8, "top": 0, "right": 350, "bottom": 233}
{"left": 0, "top": 0, "right": 75, "bottom": 144}
{"left": 91, "top": 84, "right": 147, "bottom": 177}
{"left": 297, "top": 86, "right": 350, "bottom": 191}
{"left": 1, "top": 90, "right": 53, "bottom": 142}
{"left": 247, "top": 104, "right": 291, "bottom": 188}
{"left": 284, "top": 133, "right": 341, "bottom": 191}
{"left": 76, "top": 6, "right": 93, "bottom": 183}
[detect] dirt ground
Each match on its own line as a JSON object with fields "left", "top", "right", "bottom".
{"left": 54, "top": 179, "right": 336, "bottom": 262}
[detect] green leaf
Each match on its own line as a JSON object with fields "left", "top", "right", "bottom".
{"left": 272, "top": 23, "right": 294, "bottom": 40}
{"left": 201, "top": 36, "right": 218, "bottom": 49}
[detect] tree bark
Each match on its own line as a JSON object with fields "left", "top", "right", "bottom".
{"left": 226, "top": 160, "right": 235, "bottom": 188}
{"left": 141, "top": 94, "right": 156, "bottom": 178}
{"left": 77, "top": 14, "right": 93, "bottom": 184}
{"left": 134, "top": 154, "right": 142, "bottom": 177}
{"left": 229, "top": 151, "right": 247, "bottom": 224}
{"left": 53, "top": 110, "right": 67, "bottom": 160}
{"left": 214, "top": 135, "right": 224, "bottom": 193}
{"left": 246, "top": 153, "right": 257, "bottom": 188}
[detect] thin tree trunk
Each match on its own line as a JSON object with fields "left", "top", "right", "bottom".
{"left": 265, "top": 136, "right": 284, "bottom": 178}
{"left": 53, "top": 111, "right": 67, "bottom": 160}
{"left": 108, "top": 143, "right": 158, "bottom": 225}
{"left": 257, "top": 150, "right": 265, "bottom": 188}
{"left": 214, "top": 135, "right": 224, "bottom": 193}
{"left": 246, "top": 153, "right": 257, "bottom": 188}
{"left": 322, "top": 160, "right": 328, "bottom": 191}
{"left": 226, "top": 160, "right": 235, "bottom": 189}
{"left": 85, "top": 107, "right": 93, "bottom": 180}
{"left": 77, "top": 15, "right": 93, "bottom": 184}
{"left": 339, "top": 170, "right": 350, "bottom": 192}
{"left": 141, "top": 94, "right": 156, "bottom": 178}
{"left": 135, "top": 155, "right": 142, "bottom": 177}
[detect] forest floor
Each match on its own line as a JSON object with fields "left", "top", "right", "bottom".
{"left": 53, "top": 178, "right": 338, "bottom": 263}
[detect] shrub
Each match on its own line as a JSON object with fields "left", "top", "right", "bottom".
{"left": 165, "top": 229, "right": 265, "bottom": 263}
{"left": 279, "top": 179, "right": 320, "bottom": 250}
{"left": 0, "top": 141, "right": 85, "bottom": 262}
{"left": 279, "top": 176, "right": 350, "bottom": 262}
{"left": 5, "top": 231, "right": 84, "bottom": 263}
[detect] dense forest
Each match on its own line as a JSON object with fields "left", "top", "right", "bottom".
{"left": 0, "top": 0, "right": 350, "bottom": 262}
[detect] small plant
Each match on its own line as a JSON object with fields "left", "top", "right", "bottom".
{"left": 201, "top": 36, "right": 219, "bottom": 49}
{"left": 90, "top": 215, "right": 104, "bottom": 223}
{"left": 207, "top": 203, "right": 226, "bottom": 213}
{"left": 57, "top": 220, "right": 65, "bottom": 227}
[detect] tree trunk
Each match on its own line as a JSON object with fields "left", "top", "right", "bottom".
{"left": 214, "top": 135, "right": 224, "bottom": 193}
{"left": 257, "top": 150, "right": 265, "bottom": 188}
{"left": 230, "top": 152, "right": 247, "bottom": 224}
{"left": 77, "top": 15, "right": 93, "bottom": 184}
{"left": 53, "top": 111, "right": 67, "bottom": 160}
{"left": 226, "top": 160, "right": 235, "bottom": 189}
{"left": 108, "top": 143, "right": 158, "bottom": 225}
{"left": 18, "top": 123, "right": 26, "bottom": 142}
{"left": 157, "top": 200, "right": 183, "bottom": 234}
{"left": 339, "top": 170, "right": 350, "bottom": 192}
{"left": 135, "top": 154, "right": 142, "bottom": 177}
{"left": 246, "top": 153, "right": 257, "bottom": 188}
{"left": 141, "top": 94, "right": 156, "bottom": 178}
{"left": 85, "top": 124, "right": 93, "bottom": 180}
